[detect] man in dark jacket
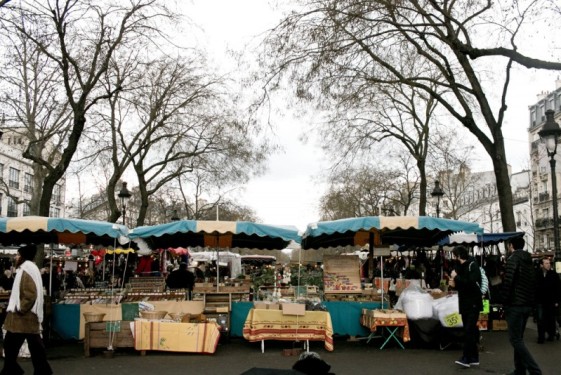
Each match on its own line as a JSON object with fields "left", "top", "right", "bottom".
{"left": 535, "top": 258, "right": 560, "bottom": 343}
{"left": 166, "top": 263, "right": 195, "bottom": 299}
{"left": 501, "top": 237, "right": 542, "bottom": 375}
{"left": 449, "top": 245, "right": 483, "bottom": 368}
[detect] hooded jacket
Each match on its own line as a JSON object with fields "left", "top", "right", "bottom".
{"left": 453, "top": 256, "right": 483, "bottom": 314}
{"left": 501, "top": 249, "right": 536, "bottom": 307}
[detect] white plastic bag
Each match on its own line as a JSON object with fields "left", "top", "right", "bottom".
{"left": 433, "top": 294, "right": 463, "bottom": 328}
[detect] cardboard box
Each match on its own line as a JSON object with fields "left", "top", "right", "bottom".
{"left": 268, "top": 303, "right": 280, "bottom": 310}
{"left": 253, "top": 302, "right": 267, "bottom": 310}
{"left": 492, "top": 319, "right": 508, "bottom": 331}
{"left": 282, "top": 303, "right": 305, "bottom": 316}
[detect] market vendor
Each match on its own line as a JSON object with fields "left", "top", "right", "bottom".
{"left": 165, "top": 263, "right": 195, "bottom": 299}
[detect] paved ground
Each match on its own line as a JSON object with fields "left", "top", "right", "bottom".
{"left": 3, "top": 323, "right": 560, "bottom": 375}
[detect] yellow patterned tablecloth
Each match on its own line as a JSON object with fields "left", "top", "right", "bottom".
{"left": 134, "top": 320, "right": 221, "bottom": 353}
{"left": 360, "top": 309, "right": 410, "bottom": 342}
{"left": 243, "top": 308, "right": 334, "bottom": 351}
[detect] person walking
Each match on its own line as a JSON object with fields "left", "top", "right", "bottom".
{"left": 449, "top": 245, "right": 483, "bottom": 368}
{"left": 1, "top": 244, "right": 53, "bottom": 375}
{"left": 501, "top": 237, "right": 541, "bottom": 375}
{"left": 535, "top": 257, "right": 560, "bottom": 343}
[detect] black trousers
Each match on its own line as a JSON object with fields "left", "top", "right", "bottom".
{"left": 1, "top": 331, "right": 53, "bottom": 375}
{"left": 460, "top": 308, "right": 480, "bottom": 361}
{"left": 536, "top": 304, "right": 557, "bottom": 340}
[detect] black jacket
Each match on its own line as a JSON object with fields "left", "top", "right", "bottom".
{"left": 535, "top": 268, "right": 561, "bottom": 306}
{"left": 501, "top": 249, "right": 536, "bottom": 307}
{"left": 454, "top": 257, "right": 483, "bottom": 314}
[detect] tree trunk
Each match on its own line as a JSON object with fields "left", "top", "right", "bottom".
{"left": 491, "top": 150, "right": 515, "bottom": 232}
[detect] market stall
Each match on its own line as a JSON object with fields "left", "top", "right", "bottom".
{"left": 129, "top": 220, "right": 302, "bottom": 336}
{"left": 301, "top": 216, "right": 484, "bottom": 345}
{"left": 0, "top": 216, "right": 133, "bottom": 347}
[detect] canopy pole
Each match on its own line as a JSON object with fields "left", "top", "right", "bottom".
{"left": 49, "top": 245, "right": 53, "bottom": 297}
{"left": 297, "top": 247, "right": 302, "bottom": 298}
{"left": 368, "top": 232, "right": 374, "bottom": 283}
{"left": 380, "top": 254, "right": 384, "bottom": 308}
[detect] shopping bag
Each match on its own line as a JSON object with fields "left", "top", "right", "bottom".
{"left": 481, "top": 299, "right": 490, "bottom": 314}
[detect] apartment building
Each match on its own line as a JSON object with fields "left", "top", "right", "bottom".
{"left": 0, "top": 128, "right": 65, "bottom": 217}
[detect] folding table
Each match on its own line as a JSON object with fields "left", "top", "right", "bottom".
{"left": 360, "top": 309, "right": 410, "bottom": 349}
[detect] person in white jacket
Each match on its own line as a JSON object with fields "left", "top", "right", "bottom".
{"left": 1, "top": 244, "right": 52, "bottom": 375}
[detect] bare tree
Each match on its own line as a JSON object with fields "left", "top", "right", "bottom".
{"left": 318, "top": 165, "right": 404, "bottom": 220}
{"left": 333, "top": 84, "right": 439, "bottom": 215}
{"left": 95, "top": 55, "right": 267, "bottom": 225}
{"left": 3, "top": 0, "right": 174, "bottom": 217}
{"left": 0, "top": 27, "right": 71, "bottom": 213}
{"left": 259, "top": 0, "right": 561, "bottom": 231}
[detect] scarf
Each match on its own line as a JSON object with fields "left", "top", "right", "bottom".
{"left": 7, "top": 260, "right": 44, "bottom": 324}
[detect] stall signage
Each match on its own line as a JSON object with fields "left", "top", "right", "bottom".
{"left": 443, "top": 312, "right": 463, "bottom": 328}
{"left": 323, "top": 255, "right": 361, "bottom": 294}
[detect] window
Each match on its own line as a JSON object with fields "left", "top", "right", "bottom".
{"left": 9, "top": 168, "right": 19, "bottom": 189}
{"left": 7, "top": 197, "right": 17, "bottom": 217}
{"left": 0, "top": 193, "right": 3, "bottom": 216}
{"left": 49, "top": 207, "right": 60, "bottom": 218}
{"left": 0, "top": 163, "right": 3, "bottom": 181}
{"left": 22, "top": 202, "right": 30, "bottom": 216}
{"left": 24, "top": 173, "right": 33, "bottom": 193}
{"left": 52, "top": 184, "right": 62, "bottom": 205}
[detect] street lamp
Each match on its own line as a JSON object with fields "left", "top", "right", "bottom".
{"left": 171, "top": 209, "right": 180, "bottom": 221}
{"left": 431, "top": 180, "right": 445, "bottom": 218}
{"left": 538, "top": 109, "right": 561, "bottom": 273}
{"left": 117, "top": 181, "right": 131, "bottom": 226}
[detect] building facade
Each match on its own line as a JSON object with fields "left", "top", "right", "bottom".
{"left": 0, "top": 128, "right": 66, "bottom": 218}
{"left": 528, "top": 80, "right": 561, "bottom": 253}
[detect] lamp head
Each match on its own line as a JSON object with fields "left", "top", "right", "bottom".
{"left": 538, "top": 110, "right": 561, "bottom": 155}
{"left": 118, "top": 181, "right": 131, "bottom": 201}
{"left": 431, "top": 180, "right": 444, "bottom": 199}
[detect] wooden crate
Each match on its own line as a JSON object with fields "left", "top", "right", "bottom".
{"left": 84, "top": 321, "right": 134, "bottom": 357}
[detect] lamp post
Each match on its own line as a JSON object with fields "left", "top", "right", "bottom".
{"left": 117, "top": 182, "right": 131, "bottom": 226}
{"left": 431, "top": 180, "right": 445, "bottom": 218}
{"left": 538, "top": 109, "right": 561, "bottom": 273}
{"left": 171, "top": 209, "right": 180, "bottom": 222}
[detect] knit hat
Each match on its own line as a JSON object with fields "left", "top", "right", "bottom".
{"left": 18, "top": 244, "right": 37, "bottom": 260}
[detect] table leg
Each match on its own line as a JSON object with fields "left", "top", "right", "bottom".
{"left": 306, "top": 340, "right": 309, "bottom": 352}
{"left": 380, "top": 327, "right": 404, "bottom": 350}
{"left": 261, "top": 340, "right": 264, "bottom": 353}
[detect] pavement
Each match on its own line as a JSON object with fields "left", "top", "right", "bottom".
{"left": 3, "top": 322, "right": 560, "bottom": 375}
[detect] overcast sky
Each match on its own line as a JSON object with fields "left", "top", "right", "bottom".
{"left": 184, "top": 0, "right": 560, "bottom": 232}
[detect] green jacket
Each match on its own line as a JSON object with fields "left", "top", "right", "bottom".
{"left": 4, "top": 271, "right": 41, "bottom": 334}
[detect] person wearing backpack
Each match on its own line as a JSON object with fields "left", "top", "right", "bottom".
{"left": 449, "top": 245, "right": 483, "bottom": 368}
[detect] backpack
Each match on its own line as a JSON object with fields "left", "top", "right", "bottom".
{"left": 470, "top": 261, "right": 489, "bottom": 296}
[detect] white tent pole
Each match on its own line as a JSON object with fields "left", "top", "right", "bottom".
{"left": 297, "top": 248, "right": 302, "bottom": 298}
{"left": 49, "top": 245, "right": 53, "bottom": 296}
{"left": 380, "top": 255, "right": 384, "bottom": 308}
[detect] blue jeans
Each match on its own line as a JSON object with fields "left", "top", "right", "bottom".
{"left": 505, "top": 305, "right": 542, "bottom": 375}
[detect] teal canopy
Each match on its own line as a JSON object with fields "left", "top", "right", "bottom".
{"left": 130, "top": 220, "right": 301, "bottom": 250}
{"left": 0, "top": 216, "right": 129, "bottom": 246}
{"left": 302, "top": 216, "right": 483, "bottom": 249}
{"left": 438, "top": 231, "right": 524, "bottom": 246}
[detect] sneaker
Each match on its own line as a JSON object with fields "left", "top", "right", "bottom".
{"left": 455, "top": 358, "right": 471, "bottom": 368}
{"left": 468, "top": 358, "right": 480, "bottom": 366}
